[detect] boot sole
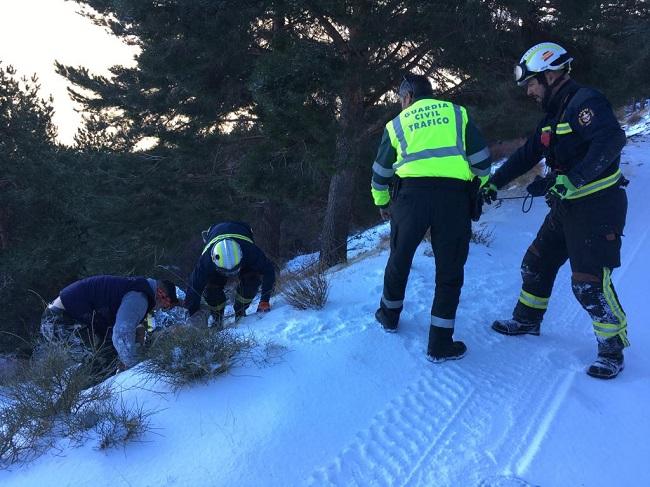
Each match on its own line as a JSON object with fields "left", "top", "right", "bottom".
{"left": 491, "top": 324, "right": 540, "bottom": 336}
{"left": 426, "top": 350, "right": 467, "bottom": 363}
{"left": 586, "top": 363, "right": 624, "bottom": 380}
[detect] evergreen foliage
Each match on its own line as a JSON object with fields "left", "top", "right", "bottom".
{"left": 0, "top": 65, "right": 80, "bottom": 354}
{"left": 1, "top": 2, "right": 648, "bottom": 354}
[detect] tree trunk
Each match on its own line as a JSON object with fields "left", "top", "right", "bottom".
{"left": 319, "top": 86, "right": 364, "bottom": 268}
{"left": 251, "top": 200, "right": 281, "bottom": 261}
{"left": 319, "top": 165, "right": 357, "bottom": 266}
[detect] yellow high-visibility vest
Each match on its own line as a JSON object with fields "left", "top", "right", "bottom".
{"left": 385, "top": 98, "right": 472, "bottom": 181}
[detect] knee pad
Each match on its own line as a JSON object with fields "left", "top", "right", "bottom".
{"left": 520, "top": 245, "right": 543, "bottom": 283}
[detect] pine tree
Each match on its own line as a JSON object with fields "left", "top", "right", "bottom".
{"left": 0, "top": 64, "right": 79, "bottom": 353}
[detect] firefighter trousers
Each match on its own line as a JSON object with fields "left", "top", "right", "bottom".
{"left": 512, "top": 186, "right": 629, "bottom": 350}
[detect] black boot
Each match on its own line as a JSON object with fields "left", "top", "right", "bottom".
{"left": 375, "top": 308, "right": 398, "bottom": 333}
{"left": 587, "top": 336, "right": 625, "bottom": 379}
{"left": 426, "top": 325, "right": 466, "bottom": 363}
{"left": 491, "top": 319, "right": 541, "bottom": 336}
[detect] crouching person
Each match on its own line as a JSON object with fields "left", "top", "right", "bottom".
{"left": 41, "top": 275, "right": 178, "bottom": 374}
{"left": 184, "top": 221, "right": 276, "bottom": 328}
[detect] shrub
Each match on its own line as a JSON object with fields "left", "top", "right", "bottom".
{"left": 280, "top": 266, "right": 329, "bottom": 310}
{"left": 94, "top": 399, "right": 155, "bottom": 450}
{"left": 471, "top": 224, "right": 495, "bottom": 247}
{"left": 0, "top": 340, "right": 154, "bottom": 468}
{"left": 142, "top": 326, "right": 259, "bottom": 389}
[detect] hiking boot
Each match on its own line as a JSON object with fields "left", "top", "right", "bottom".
{"left": 375, "top": 308, "right": 398, "bottom": 333}
{"left": 427, "top": 341, "right": 467, "bottom": 363}
{"left": 587, "top": 353, "right": 624, "bottom": 379}
{"left": 491, "top": 319, "right": 541, "bottom": 336}
{"left": 427, "top": 325, "right": 467, "bottom": 363}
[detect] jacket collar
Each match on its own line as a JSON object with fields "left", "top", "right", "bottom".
{"left": 545, "top": 79, "right": 580, "bottom": 116}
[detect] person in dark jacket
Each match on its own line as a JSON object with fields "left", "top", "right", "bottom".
{"left": 40, "top": 276, "right": 178, "bottom": 370}
{"left": 184, "top": 221, "right": 276, "bottom": 328}
{"left": 481, "top": 42, "right": 629, "bottom": 379}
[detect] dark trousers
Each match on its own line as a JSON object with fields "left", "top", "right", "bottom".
{"left": 380, "top": 178, "right": 472, "bottom": 326}
{"left": 40, "top": 306, "right": 119, "bottom": 376}
{"left": 513, "top": 187, "right": 629, "bottom": 351}
{"left": 204, "top": 271, "right": 262, "bottom": 315}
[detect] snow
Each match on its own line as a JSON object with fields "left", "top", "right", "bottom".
{"left": 2, "top": 120, "right": 650, "bottom": 486}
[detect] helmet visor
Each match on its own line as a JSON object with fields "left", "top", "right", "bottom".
{"left": 514, "top": 62, "right": 534, "bottom": 86}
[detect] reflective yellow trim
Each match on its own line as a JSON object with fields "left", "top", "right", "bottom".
{"left": 372, "top": 187, "right": 390, "bottom": 207}
{"left": 202, "top": 233, "right": 254, "bottom": 255}
{"left": 601, "top": 267, "right": 630, "bottom": 346}
{"left": 146, "top": 314, "right": 154, "bottom": 332}
{"left": 564, "top": 169, "right": 622, "bottom": 200}
{"left": 518, "top": 289, "right": 550, "bottom": 310}
{"left": 235, "top": 294, "right": 253, "bottom": 304}
{"left": 206, "top": 302, "right": 226, "bottom": 311}
{"left": 555, "top": 123, "right": 573, "bottom": 135}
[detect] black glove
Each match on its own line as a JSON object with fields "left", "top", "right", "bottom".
{"left": 480, "top": 181, "right": 498, "bottom": 205}
{"left": 526, "top": 174, "right": 556, "bottom": 197}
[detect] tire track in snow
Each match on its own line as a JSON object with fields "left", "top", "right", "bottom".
{"left": 307, "top": 365, "right": 475, "bottom": 487}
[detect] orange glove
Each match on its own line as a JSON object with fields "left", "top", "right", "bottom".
{"left": 257, "top": 301, "right": 271, "bottom": 313}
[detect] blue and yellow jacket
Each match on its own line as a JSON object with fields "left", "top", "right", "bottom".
{"left": 185, "top": 222, "right": 276, "bottom": 315}
{"left": 491, "top": 79, "right": 626, "bottom": 194}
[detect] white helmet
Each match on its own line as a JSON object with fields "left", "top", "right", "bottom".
{"left": 514, "top": 42, "right": 573, "bottom": 86}
{"left": 211, "top": 239, "right": 242, "bottom": 276}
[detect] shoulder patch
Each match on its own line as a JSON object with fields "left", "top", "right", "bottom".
{"left": 578, "top": 107, "right": 594, "bottom": 126}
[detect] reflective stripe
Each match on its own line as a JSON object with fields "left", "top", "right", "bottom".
{"left": 555, "top": 122, "right": 572, "bottom": 135}
{"left": 599, "top": 267, "right": 630, "bottom": 346}
{"left": 454, "top": 104, "right": 467, "bottom": 161}
{"left": 392, "top": 117, "right": 408, "bottom": 157}
{"left": 541, "top": 126, "right": 552, "bottom": 132}
{"left": 518, "top": 289, "right": 550, "bottom": 310}
{"left": 381, "top": 295, "right": 403, "bottom": 309}
{"left": 468, "top": 147, "right": 490, "bottom": 164}
{"left": 394, "top": 146, "right": 463, "bottom": 169}
{"left": 146, "top": 314, "right": 154, "bottom": 332}
{"left": 593, "top": 321, "right": 627, "bottom": 338}
{"left": 236, "top": 294, "right": 253, "bottom": 304}
{"left": 372, "top": 181, "right": 389, "bottom": 190}
{"left": 206, "top": 302, "right": 226, "bottom": 311}
{"left": 565, "top": 169, "right": 622, "bottom": 200}
{"left": 372, "top": 162, "right": 395, "bottom": 178}
{"left": 431, "top": 316, "right": 455, "bottom": 329}
{"left": 202, "top": 233, "right": 254, "bottom": 255}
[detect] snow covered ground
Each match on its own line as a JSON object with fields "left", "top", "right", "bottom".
{"left": 3, "top": 128, "right": 649, "bottom": 486}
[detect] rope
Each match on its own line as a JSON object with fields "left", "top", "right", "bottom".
{"left": 495, "top": 194, "right": 535, "bottom": 213}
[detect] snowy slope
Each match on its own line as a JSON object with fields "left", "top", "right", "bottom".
{"left": 2, "top": 129, "right": 649, "bottom": 487}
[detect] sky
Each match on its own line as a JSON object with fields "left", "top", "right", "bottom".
{"left": 1, "top": 114, "right": 648, "bottom": 486}
{"left": 0, "top": 0, "right": 137, "bottom": 145}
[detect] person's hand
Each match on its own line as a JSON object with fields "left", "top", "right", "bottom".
{"left": 526, "top": 174, "right": 555, "bottom": 197}
{"left": 480, "top": 182, "right": 498, "bottom": 205}
{"left": 379, "top": 206, "right": 391, "bottom": 221}
{"left": 546, "top": 174, "right": 578, "bottom": 206}
{"left": 257, "top": 301, "right": 271, "bottom": 313}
